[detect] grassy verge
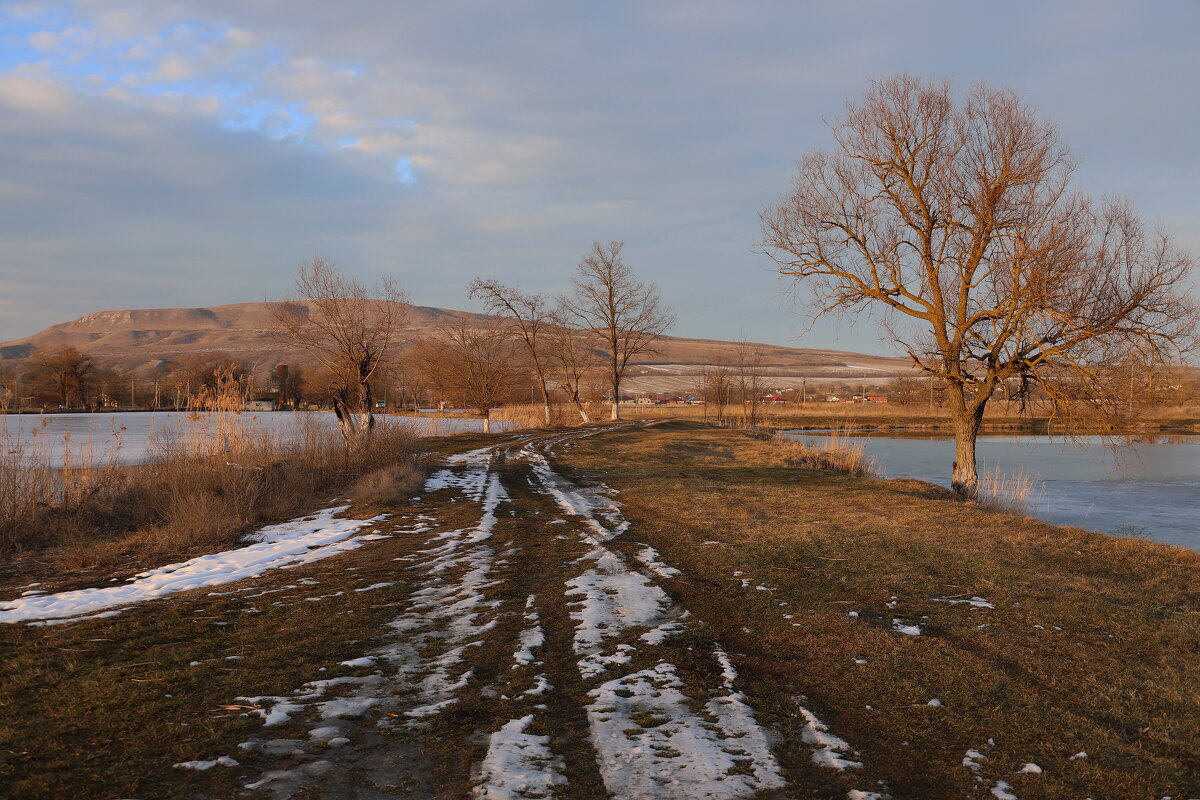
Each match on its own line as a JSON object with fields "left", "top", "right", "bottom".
{"left": 555, "top": 421, "right": 1199, "bottom": 799}
{"left": 621, "top": 401, "right": 1200, "bottom": 433}
{"left": 0, "top": 414, "right": 424, "bottom": 595}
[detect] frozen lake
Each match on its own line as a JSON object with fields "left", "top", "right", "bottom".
{"left": 0, "top": 411, "right": 507, "bottom": 468}
{"left": 783, "top": 430, "right": 1200, "bottom": 551}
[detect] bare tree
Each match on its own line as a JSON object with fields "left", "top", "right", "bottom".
{"left": 468, "top": 279, "right": 554, "bottom": 426}
{"left": 762, "top": 75, "right": 1197, "bottom": 497}
{"left": 562, "top": 241, "right": 675, "bottom": 420}
{"left": 733, "top": 339, "right": 767, "bottom": 428}
{"left": 29, "top": 346, "right": 97, "bottom": 409}
{"left": 408, "top": 321, "right": 524, "bottom": 433}
{"left": 545, "top": 304, "right": 604, "bottom": 423}
{"left": 272, "top": 257, "right": 408, "bottom": 447}
{"left": 700, "top": 360, "right": 734, "bottom": 425}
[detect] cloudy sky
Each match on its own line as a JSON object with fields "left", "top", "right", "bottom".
{"left": 1, "top": 1, "right": 1197, "bottom": 352}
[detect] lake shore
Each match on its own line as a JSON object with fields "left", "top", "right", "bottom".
{"left": 623, "top": 400, "right": 1200, "bottom": 435}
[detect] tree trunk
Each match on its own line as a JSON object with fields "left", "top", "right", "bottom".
{"left": 950, "top": 401, "right": 987, "bottom": 499}
{"left": 538, "top": 380, "right": 552, "bottom": 426}
{"left": 482, "top": 409, "right": 491, "bottom": 434}
{"left": 570, "top": 392, "right": 591, "bottom": 424}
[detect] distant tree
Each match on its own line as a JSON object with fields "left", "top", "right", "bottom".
{"left": 168, "top": 352, "right": 251, "bottom": 407}
{"left": 408, "top": 321, "right": 525, "bottom": 432}
{"left": 28, "top": 346, "right": 97, "bottom": 409}
{"left": 561, "top": 241, "right": 675, "bottom": 420}
{"left": 701, "top": 360, "right": 734, "bottom": 424}
{"left": 0, "top": 364, "right": 22, "bottom": 411}
{"left": 270, "top": 364, "right": 306, "bottom": 409}
{"left": 545, "top": 304, "right": 604, "bottom": 423}
{"left": 273, "top": 258, "right": 408, "bottom": 447}
{"left": 469, "top": 279, "right": 555, "bottom": 426}
{"left": 733, "top": 339, "right": 767, "bottom": 427}
{"left": 762, "top": 75, "right": 1198, "bottom": 498}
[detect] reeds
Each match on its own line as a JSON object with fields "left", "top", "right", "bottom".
{"left": 977, "top": 467, "right": 1039, "bottom": 515}
{"left": 0, "top": 411, "right": 420, "bottom": 565}
{"left": 770, "top": 430, "right": 878, "bottom": 477}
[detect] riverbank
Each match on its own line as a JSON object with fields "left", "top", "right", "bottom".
{"left": 623, "top": 401, "right": 1200, "bottom": 434}
{"left": 0, "top": 422, "right": 1195, "bottom": 798}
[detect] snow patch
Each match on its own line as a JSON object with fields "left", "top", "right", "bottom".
{"left": 587, "top": 663, "right": 784, "bottom": 799}
{"left": 472, "top": 714, "right": 566, "bottom": 799}
{"left": 1, "top": 506, "right": 386, "bottom": 623}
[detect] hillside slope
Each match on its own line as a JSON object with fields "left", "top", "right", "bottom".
{"left": 0, "top": 301, "right": 914, "bottom": 390}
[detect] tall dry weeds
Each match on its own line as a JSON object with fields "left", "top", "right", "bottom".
{"left": 0, "top": 412, "right": 421, "bottom": 570}
{"left": 768, "top": 430, "right": 878, "bottom": 477}
{"left": 977, "top": 467, "right": 1040, "bottom": 516}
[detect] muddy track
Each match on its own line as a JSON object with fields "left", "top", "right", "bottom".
{"left": 226, "top": 425, "right": 874, "bottom": 799}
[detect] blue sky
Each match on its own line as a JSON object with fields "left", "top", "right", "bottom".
{"left": 0, "top": 1, "right": 1197, "bottom": 353}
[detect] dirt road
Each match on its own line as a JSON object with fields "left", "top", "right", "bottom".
{"left": 220, "top": 424, "right": 869, "bottom": 799}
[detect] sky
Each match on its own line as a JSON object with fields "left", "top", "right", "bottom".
{"left": 0, "top": 1, "right": 1197, "bottom": 353}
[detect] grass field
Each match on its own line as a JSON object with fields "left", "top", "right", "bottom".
{"left": 0, "top": 421, "right": 1195, "bottom": 799}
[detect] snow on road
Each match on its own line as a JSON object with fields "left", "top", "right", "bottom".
{"left": 0, "top": 505, "right": 389, "bottom": 624}
{"left": 521, "top": 431, "right": 790, "bottom": 799}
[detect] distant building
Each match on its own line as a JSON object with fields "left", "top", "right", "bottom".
{"left": 245, "top": 397, "right": 277, "bottom": 412}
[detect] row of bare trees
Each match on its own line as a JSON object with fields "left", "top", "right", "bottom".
{"left": 0, "top": 347, "right": 290, "bottom": 412}
{"left": 271, "top": 242, "right": 675, "bottom": 445}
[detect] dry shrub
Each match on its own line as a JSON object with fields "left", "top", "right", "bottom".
{"left": 0, "top": 412, "right": 421, "bottom": 570}
{"left": 491, "top": 403, "right": 549, "bottom": 430}
{"left": 767, "top": 431, "right": 878, "bottom": 477}
{"left": 349, "top": 461, "right": 428, "bottom": 505}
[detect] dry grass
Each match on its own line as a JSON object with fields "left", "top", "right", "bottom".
{"left": 348, "top": 461, "right": 428, "bottom": 505}
{"left": 977, "top": 467, "right": 1040, "bottom": 515}
{"left": 622, "top": 399, "right": 1200, "bottom": 433}
{"left": 767, "top": 429, "right": 878, "bottom": 477}
{"left": 555, "top": 421, "right": 1200, "bottom": 799}
{"left": 0, "top": 413, "right": 421, "bottom": 578}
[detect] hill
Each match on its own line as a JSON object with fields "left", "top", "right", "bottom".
{"left": 0, "top": 302, "right": 915, "bottom": 394}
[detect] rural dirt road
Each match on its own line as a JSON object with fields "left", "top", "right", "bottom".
{"left": 221, "top": 423, "right": 870, "bottom": 799}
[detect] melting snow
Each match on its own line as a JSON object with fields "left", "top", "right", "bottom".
{"left": 990, "top": 780, "right": 1018, "bottom": 799}
{"left": 472, "top": 714, "right": 566, "bottom": 800}
{"left": 174, "top": 755, "right": 239, "bottom": 770}
{"left": 587, "top": 663, "right": 784, "bottom": 799}
{"left": 795, "top": 703, "right": 864, "bottom": 771}
{"left": 0, "top": 505, "right": 386, "bottom": 624}
{"left": 891, "top": 619, "right": 922, "bottom": 636}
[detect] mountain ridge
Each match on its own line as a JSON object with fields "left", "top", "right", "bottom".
{"left": 0, "top": 302, "right": 914, "bottom": 389}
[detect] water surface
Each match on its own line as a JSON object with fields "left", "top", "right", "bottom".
{"left": 783, "top": 430, "right": 1199, "bottom": 551}
{"left": 1, "top": 411, "right": 506, "bottom": 469}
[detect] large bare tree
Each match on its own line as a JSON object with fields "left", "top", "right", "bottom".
{"left": 273, "top": 257, "right": 408, "bottom": 446}
{"left": 468, "top": 279, "right": 554, "bottom": 426}
{"left": 762, "top": 75, "right": 1197, "bottom": 498}
{"left": 562, "top": 241, "right": 675, "bottom": 420}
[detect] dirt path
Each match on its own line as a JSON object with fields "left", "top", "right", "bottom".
{"left": 218, "top": 425, "right": 871, "bottom": 799}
